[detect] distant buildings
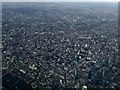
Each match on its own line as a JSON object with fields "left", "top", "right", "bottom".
{"left": 2, "top": 2, "right": 119, "bottom": 89}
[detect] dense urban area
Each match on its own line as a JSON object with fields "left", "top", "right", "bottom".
{"left": 2, "top": 2, "right": 120, "bottom": 89}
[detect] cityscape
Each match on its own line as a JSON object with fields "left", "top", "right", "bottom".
{"left": 2, "top": 2, "right": 120, "bottom": 89}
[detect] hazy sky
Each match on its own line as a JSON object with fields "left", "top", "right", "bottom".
{"left": 2, "top": 0, "right": 119, "bottom": 2}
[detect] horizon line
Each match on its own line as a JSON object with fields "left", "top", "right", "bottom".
{"left": 2, "top": 1, "right": 119, "bottom": 2}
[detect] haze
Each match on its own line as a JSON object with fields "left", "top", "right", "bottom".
{"left": 2, "top": 0, "right": 119, "bottom": 2}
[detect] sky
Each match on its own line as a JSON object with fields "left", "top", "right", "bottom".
{"left": 2, "top": 0, "right": 120, "bottom": 2}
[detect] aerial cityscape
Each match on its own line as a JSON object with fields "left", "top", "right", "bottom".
{"left": 2, "top": 2, "right": 120, "bottom": 89}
